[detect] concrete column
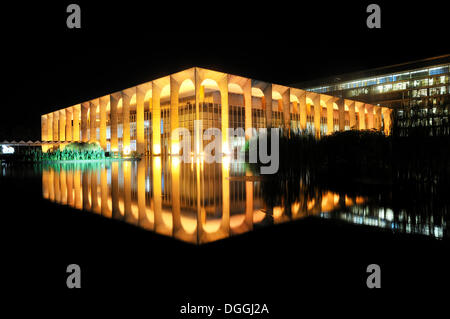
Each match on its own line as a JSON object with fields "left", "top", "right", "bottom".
{"left": 99, "top": 97, "right": 107, "bottom": 150}
{"left": 59, "top": 110, "right": 65, "bottom": 141}
{"left": 326, "top": 100, "right": 334, "bottom": 135}
{"left": 199, "top": 84, "right": 205, "bottom": 101}
{"left": 170, "top": 76, "right": 180, "bottom": 154}
{"left": 74, "top": 169, "right": 82, "bottom": 209}
{"left": 100, "top": 166, "right": 110, "bottom": 218}
{"left": 53, "top": 112, "right": 59, "bottom": 141}
{"left": 54, "top": 170, "right": 60, "bottom": 203}
{"left": 220, "top": 162, "right": 230, "bottom": 238}
{"left": 122, "top": 91, "right": 131, "bottom": 153}
{"left": 123, "top": 161, "right": 134, "bottom": 224}
{"left": 48, "top": 169, "right": 55, "bottom": 201}
{"left": 366, "top": 104, "right": 374, "bottom": 129}
{"left": 153, "top": 157, "right": 167, "bottom": 235}
{"left": 146, "top": 97, "right": 152, "bottom": 154}
{"left": 66, "top": 108, "right": 72, "bottom": 141}
{"left": 81, "top": 102, "right": 88, "bottom": 142}
{"left": 90, "top": 170, "right": 99, "bottom": 214}
{"left": 313, "top": 95, "right": 321, "bottom": 138}
{"left": 89, "top": 101, "right": 97, "bottom": 143}
{"left": 59, "top": 170, "right": 67, "bottom": 205}
{"left": 152, "top": 82, "right": 162, "bottom": 155}
{"left": 347, "top": 100, "right": 356, "bottom": 129}
{"left": 82, "top": 170, "right": 90, "bottom": 210}
{"left": 60, "top": 169, "right": 67, "bottom": 204}
{"left": 111, "top": 161, "right": 120, "bottom": 217}
{"left": 41, "top": 115, "right": 48, "bottom": 141}
{"left": 245, "top": 170, "right": 254, "bottom": 232}
{"left": 263, "top": 85, "right": 272, "bottom": 128}
{"left": 218, "top": 76, "right": 229, "bottom": 154}
{"left": 136, "top": 86, "right": 145, "bottom": 154}
{"left": 42, "top": 169, "right": 49, "bottom": 199}
{"left": 110, "top": 94, "right": 120, "bottom": 152}
{"left": 47, "top": 114, "right": 53, "bottom": 141}
{"left": 73, "top": 105, "right": 80, "bottom": 142}
{"left": 137, "top": 160, "right": 147, "bottom": 228}
{"left": 171, "top": 157, "right": 182, "bottom": 239}
{"left": 357, "top": 102, "right": 366, "bottom": 130}
{"left": 194, "top": 70, "right": 202, "bottom": 155}
{"left": 282, "top": 89, "right": 290, "bottom": 135}
{"left": 375, "top": 106, "right": 382, "bottom": 131}
{"left": 299, "top": 94, "right": 307, "bottom": 131}
{"left": 382, "top": 107, "right": 392, "bottom": 135}
{"left": 243, "top": 79, "right": 252, "bottom": 139}
{"left": 66, "top": 169, "right": 73, "bottom": 207}
{"left": 337, "top": 99, "right": 345, "bottom": 131}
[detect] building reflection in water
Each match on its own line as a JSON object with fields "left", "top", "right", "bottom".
{"left": 41, "top": 158, "right": 446, "bottom": 243}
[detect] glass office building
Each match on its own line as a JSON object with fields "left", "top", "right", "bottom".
{"left": 296, "top": 55, "right": 450, "bottom": 136}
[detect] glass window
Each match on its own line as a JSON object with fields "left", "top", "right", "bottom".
{"left": 429, "top": 66, "right": 449, "bottom": 75}
{"left": 411, "top": 69, "right": 428, "bottom": 79}
{"left": 393, "top": 82, "right": 407, "bottom": 90}
{"left": 383, "top": 84, "right": 392, "bottom": 92}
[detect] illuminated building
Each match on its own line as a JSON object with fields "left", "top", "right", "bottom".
{"left": 295, "top": 55, "right": 450, "bottom": 135}
{"left": 41, "top": 67, "right": 392, "bottom": 155}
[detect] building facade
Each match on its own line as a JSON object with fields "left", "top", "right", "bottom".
{"left": 297, "top": 55, "right": 450, "bottom": 136}
{"left": 41, "top": 67, "right": 392, "bottom": 155}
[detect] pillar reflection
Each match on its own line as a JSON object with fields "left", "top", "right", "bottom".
{"left": 41, "top": 158, "right": 420, "bottom": 243}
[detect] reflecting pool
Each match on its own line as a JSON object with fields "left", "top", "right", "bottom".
{"left": 36, "top": 157, "right": 448, "bottom": 243}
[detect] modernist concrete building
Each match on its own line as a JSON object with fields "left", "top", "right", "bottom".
{"left": 41, "top": 67, "right": 392, "bottom": 155}
{"left": 295, "top": 55, "right": 450, "bottom": 136}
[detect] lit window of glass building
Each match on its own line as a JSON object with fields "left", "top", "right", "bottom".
{"left": 294, "top": 55, "right": 450, "bottom": 136}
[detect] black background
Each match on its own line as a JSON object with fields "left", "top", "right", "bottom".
{"left": 1, "top": 1, "right": 449, "bottom": 140}
{"left": 2, "top": 1, "right": 449, "bottom": 317}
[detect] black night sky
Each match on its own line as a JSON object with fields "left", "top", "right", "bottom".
{"left": 1, "top": 1, "right": 449, "bottom": 140}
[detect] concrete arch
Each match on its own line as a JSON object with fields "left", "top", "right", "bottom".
{"left": 201, "top": 78, "right": 220, "bottom": 91}
{"left": 230, "top": 213, "right": 246, "bottom": 231}
{"left": 144, "top": 89, "right": 152, "bottom": 101}
{"left": 203, "top": 213, "right": 222, "bottom": 233}
{"left": 289, "top": 89, "right": 307, "bottom": 133}
{"left": 179, "top": 79, "right": 195, "bottom": 96}
{"left": 290, "top": 94, "right": 299, "bottom": 103}
{"left": 180, "top": 214, "right": 197, "bottom": 234}
{"left": 251, "top": 87, "right": 264, "bottom": 97}
{"left": 228, "top": 82, "right": 243, "bottom": 94}
{"left": 272, "top": 91, "right": 282, "bottom": 100}
{"left": 228, "top": 74, "right": 253, "bottom": 139}
{"left": 251, "top": 80, "right": 272, "bottom": 127}
{"left": 151, "top": 76, "right": 170, "bottom": 155}
{"left": 195, "top": 68, "right": 229, "bottom": 154}
{"left": 88, "top": 99, "right": 99, "bottom": 143}
{"left": 306, "top": 92, "right": 321, "bottom": 138}
{"left": 160, "top": 84, "right": 170, "bottom": 99}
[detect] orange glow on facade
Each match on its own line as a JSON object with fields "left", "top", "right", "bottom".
{"left": 40, "top": 67, "right": 390, "bottom": 155}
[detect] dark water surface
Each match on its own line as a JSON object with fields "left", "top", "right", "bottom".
{"left": 18, "top": 158, "right": 450, "bottom": 241}
{"left": 2, "top": 159, "right": 449, "bottom": 316}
